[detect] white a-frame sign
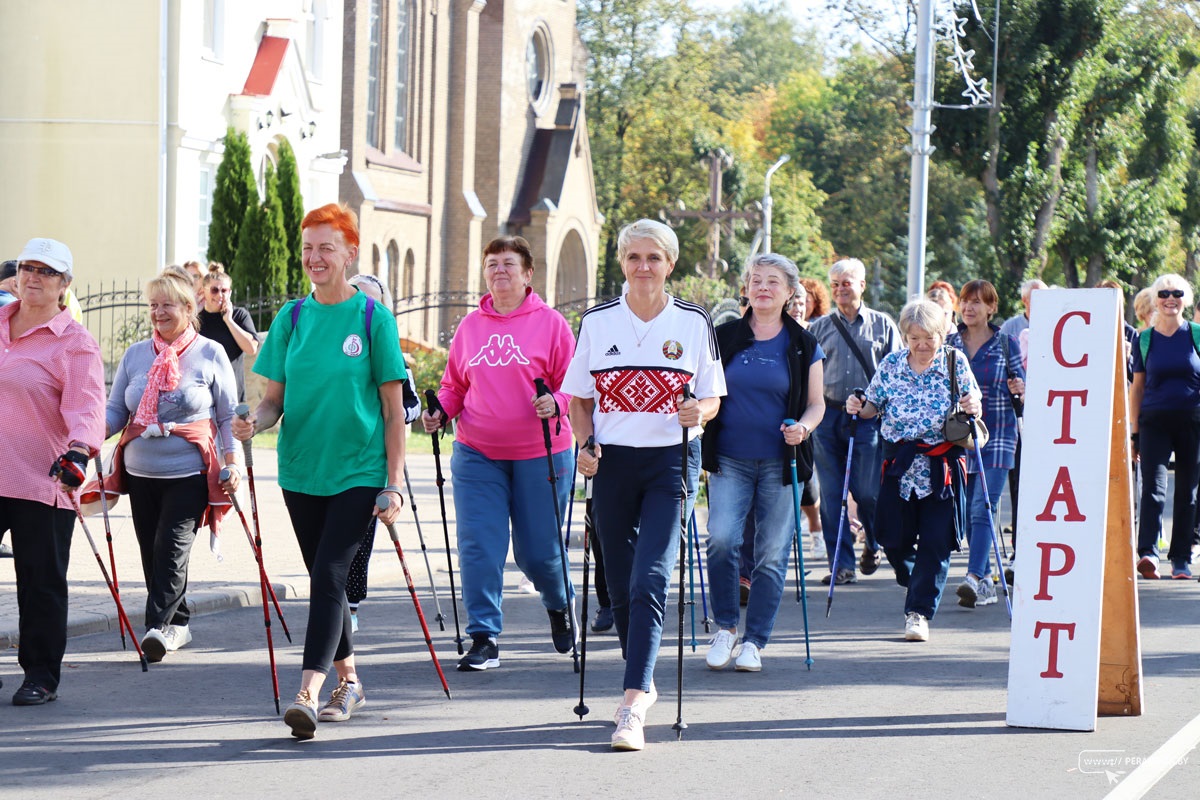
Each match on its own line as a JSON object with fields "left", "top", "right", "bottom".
{"left": 1006, "top": 288, "right": 1143, "bottom": 731}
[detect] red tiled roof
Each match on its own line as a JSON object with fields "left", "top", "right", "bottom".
{"left": 241, "top": 36, "right": 289, "bottom": 97}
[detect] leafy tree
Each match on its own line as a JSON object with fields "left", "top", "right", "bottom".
{"left": 933, "top": 0, "right": 1125, "bottom": 298}
{"left": 713, "top": 0, "right": 823, "bottom": 95}
{"left": 274, "top": 137, "right": 307, "bottom": 294}
{"left": 207, "top": 128, "right": 257, "bottom": 268}
{"left": 232, "top": 163, "right": 288, "bottom": 322}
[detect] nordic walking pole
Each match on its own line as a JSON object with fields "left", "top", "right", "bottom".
{"left": 792, "top": 525, "right": 803, "bottom": 603}
{"left": 687, "top": 501, "right": 698, "bottom": 651}
{"left": 425, "top": 389, "right": 464, "bottom": 655}
{"left": 784, "top": 419, "right": 814, "bottom": 669}
{"left": 403, "top": 463, "right": 446, "bottom": 631}
{"left": 674, "top": 385, "right": 694, "bottom": 740}
{"left": 574, "top": 436, "right": 596, "bottom": 720}
{"left": 564, "top": 441, "right": 579, "bottom": 551}
{"left": 690, "top": 512, "right": 712, "bottom": 634}
{"left": 221, "top": 468, "right": 282, "bottom": 712}
{"left": 68, "top": 494, "right": 148, "bottom": 672}
{"left": 827, "top": 389, "right": 864, "bottom": 618}
{"left": 93, "top": 454, "right": 126, "bottom": 650}
{"left": 235, "top": 403, "right": 292, "bottom": 643}
{"left": 533, "top": 378, "right": 579, "bottom": 673}
{"left": 967, "top": 419, "right": 1013, "bottom": 620}
{"left": 376, "top": 494, "right": 452, "bottom": 699}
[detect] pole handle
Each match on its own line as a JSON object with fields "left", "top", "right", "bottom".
{"left": 235, "top": 403, "right": 254, "bottom": 467}
{"left": 533, "top": 377, "right": 552, "bottom": 398}
{"left": 583, "top": 434, "right": 595, "bottom": 455}
{"left": 424, "top": 389, "right": 448, "bottom": 430}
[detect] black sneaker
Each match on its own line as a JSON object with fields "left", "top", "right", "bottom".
{"left": 859, "top": 546, "right": 881, "bottom": 576}
{"left": 548, "top": 607, "right": 576, "bottom": 654}
{"left": 819, "top": 568, "right": 857, "bottom": 586}
{"left": 591, "top": 606, "right": 614, "bottom": 633}
{"left": 457, "top": 635, "right": 500, "bottom": 671}
{"left": 13, "top": 680, "right": 56, "bottom": 706}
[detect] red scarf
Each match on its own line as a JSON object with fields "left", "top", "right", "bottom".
{"left": 133, "top": 325, "right": 198, "bottom": 429}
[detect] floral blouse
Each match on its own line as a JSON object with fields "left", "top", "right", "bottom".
{"left": 865, "top": 346, "right": 980, "bottom": 499}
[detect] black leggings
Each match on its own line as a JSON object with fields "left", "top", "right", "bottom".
{"left": 126, "top": 473, "right": 207, "bottom": 630}
{"left": 590, "top": 527, "right": 610, "bottom": 609}
{"left": 282, "top": 486, "right": 378, "bottom": 673}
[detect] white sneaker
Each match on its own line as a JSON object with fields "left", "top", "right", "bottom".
{"left": 141, "top": 628, "right": 167, "bottom": 663}
{"left": 611, "top": 705, "right": 646, "bottom": 751}
{"left": 612, "top": 682, "right": 658, "bottom": 725}
{"left": 734, "top": 641, "right": 762, "bottom": 672}
{"left": 163, "top": 624, "right": 192, "bottom": 652}
{"left": 976, "top": 576, "right": 998, "bottom": 607}
{"left": 705, "top": 629, "right": 739, "bottom": 670}
{"left": 517, "top": 575, "right": 537, "bottom": 594}
{"left": 904, "top": 612, "right": 929, "bottom": 642}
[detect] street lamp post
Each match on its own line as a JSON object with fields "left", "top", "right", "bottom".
{"left": 763, "top": 154, "right": 791, "bottom": 255}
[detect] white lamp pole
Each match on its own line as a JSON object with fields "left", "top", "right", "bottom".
{"left": 763, "top": 154, "right": 790, "bottom": 255}
{"left": 906, "top": 0, "right": 936, "bottom": 300}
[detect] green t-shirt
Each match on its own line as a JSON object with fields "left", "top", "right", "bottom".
{"left": 254, "top": 291, "right": 407, "bottom": 495}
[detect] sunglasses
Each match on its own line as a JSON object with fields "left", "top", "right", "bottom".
{"left": 1158, "top": 289, "right": 1186, "bottom": 299}
{"left": 209, "top": 286, "right": 232, "bottom": 295}
{"left": 19, "top": 263, "right": 61, "bottom": 278}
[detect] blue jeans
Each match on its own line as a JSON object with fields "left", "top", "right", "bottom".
{"left": 965, "top": 467, "right": 1008, "bottom": 578}
{"left": 882, "top": 490, "right": 956, "bottom": 620}
{"left": 592, "top": 440, "right": 700, "bottom": 693}
{"left": 706, "top": 456, "right": 797, "bottom": 648}
{"left": 813, "top": 406, "right": 883, "bottom": 571}
{"left": 450, "top": 442, "right": 574, "bottom": 638}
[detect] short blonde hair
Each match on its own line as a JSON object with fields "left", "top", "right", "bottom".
{"left": 145, "top": 272, "right": 198, "bottom": 327}
{"left": 898, "top": 298, "right": 947, "bottom": 342}
{"left": 1133, "top": 287, "right": 1155, "bottom": 327}
{"left": 617, "top": 219, "right": 679, "bottom": 265}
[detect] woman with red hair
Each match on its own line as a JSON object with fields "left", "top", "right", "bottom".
{"left": 234, "top": 203, "right": 409, "bottom": 739}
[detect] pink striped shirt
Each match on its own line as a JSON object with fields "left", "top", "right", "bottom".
{"left": 0, "top": 302, "right": 105, "bottom": 508}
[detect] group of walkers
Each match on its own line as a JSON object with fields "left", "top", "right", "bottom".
{"left": 3, "top": 204, "right": 1196, "bottom": 754}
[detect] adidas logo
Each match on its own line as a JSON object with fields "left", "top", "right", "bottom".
{"left": 605, "top": 344, "right": 621, "bottom": 356}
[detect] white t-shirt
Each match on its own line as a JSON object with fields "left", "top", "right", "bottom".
{"left": 563, "top": 295, "right": 726, "bottom": 448}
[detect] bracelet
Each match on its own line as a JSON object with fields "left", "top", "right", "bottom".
{"left": 383, "top": 485, "right": 404, "bottom": 496}
{"left": 797, "top": 423, "right": 810, "bottom": 437}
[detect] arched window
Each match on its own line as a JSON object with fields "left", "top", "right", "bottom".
{"left": 387, "top": 240, "right": 401, "bottom": 301}
{"left": 306, "top": 0, "right": 327, "bottom": 81}
{"left": 366, "top": 0, "right": 384, "bottom": 149}
{"left": 526, "top": 27, "right": 552, "bottom": 110}
{"left": 403, "top": 249, "right": 415, "bottom": 301}
{"left": 394, "top": 1, "right": 412, "bottom": 152}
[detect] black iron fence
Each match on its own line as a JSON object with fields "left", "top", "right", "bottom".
{"left": 74, "top": 282, "right": 614, "bottom": 390}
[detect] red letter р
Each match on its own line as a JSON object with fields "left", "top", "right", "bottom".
{"left": 1034, "top": 542, "right": 1076, "bottom": 600}
{"left": 1034, "top": 622, "right": 1076, "bottom": 679}
{"left": 1052, "top": 311, "right": 1091, "bottom": 368}
{"left": 1035, "top": 466, "right": 1087, "bottom": 522}
{"left": 1046, "top": 390, "right": 1088, "bottom": 445}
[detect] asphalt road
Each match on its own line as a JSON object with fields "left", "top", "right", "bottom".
{"left": 2, "top": 550, "right": 1197, "bottom": 800}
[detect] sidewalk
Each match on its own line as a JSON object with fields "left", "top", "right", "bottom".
{"left": 0, "top": 450, "right": 465, "bottom": 649}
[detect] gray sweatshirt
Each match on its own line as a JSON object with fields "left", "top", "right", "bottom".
{"left": 106, "top": 336, "right": 238, "bottom": 478}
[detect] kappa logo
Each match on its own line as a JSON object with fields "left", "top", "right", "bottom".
{"left": 468, "top": 334, "right": 530, "bottom": 367}
{"left": 605, "top": 344, "right": 621, "bottom": 357}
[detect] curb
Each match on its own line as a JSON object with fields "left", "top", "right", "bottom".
{"left": 0, "top": 581, "right": 308, "bottom": 650}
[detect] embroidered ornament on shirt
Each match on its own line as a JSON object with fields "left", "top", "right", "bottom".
{"left": 343, "top": 334, "right": 364, "bottom": 357}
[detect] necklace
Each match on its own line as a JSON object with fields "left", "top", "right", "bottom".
{"left": 626, "top": 295, "right": 667, "bottom": 347}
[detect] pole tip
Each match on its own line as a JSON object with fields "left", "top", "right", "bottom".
{"left": 444, "top": 689, "right": 453, "bottom": 700}
{"left": 574, "top": 703, "right": 590, "bottom": 719}
{"left": 140, "top": 657, "right": 149, "bottom": 672}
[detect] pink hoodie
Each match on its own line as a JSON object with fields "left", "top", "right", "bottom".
{"left": 437, "top": 289, "right": 575, "bottom": 460}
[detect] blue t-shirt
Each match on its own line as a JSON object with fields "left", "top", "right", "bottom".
{"left": 717, "top": 330, "right": 824, "bottom": 461}
{"left": 1131, "top": 326, "right": 1200, "bottom": 412}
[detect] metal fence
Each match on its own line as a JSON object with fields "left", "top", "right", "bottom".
{"left": 74, "top": 282, "right": 613, "bottom": 389}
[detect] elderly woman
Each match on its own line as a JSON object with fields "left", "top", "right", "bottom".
{"left": 423, "top": 236, "right": 576, "bottom": 671}
{"left": 845, "top": 299, "right": 981, "bottom": 642}
{"left": 105, "top": 271, "right": 241, "bottom": 661}
{"left": 1130, "top": 274, "right": 1200, "bottom": 579}
{"left": 234, "top": 204, "right": 408, "bottom": 739}
{"left": 197, "top": 263, "right": 258, "bottom": 402}
{"left": 946, "top": 280, "right": 1024, "bottom": 608}
{"left": 702, "top": 253, "right": 824, "bottom": 672}
{"left": 566, "top": 219, "right": 725, "bottom": 752}
{"left": 0, "top": 239, "right": 105, "bottom": 705}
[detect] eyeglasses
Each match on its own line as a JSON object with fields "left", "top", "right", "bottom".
{"left": 18, "top": 263, "right": 60, "bottom": 278}
{"left": 1158, "top": 289, "right": 1186, "bottom": 299}
{"left": 209, "top": 286, "right": 232, "bottom": 295}
{"left": 831, "top": 280, "right": 859, "bottom": 289}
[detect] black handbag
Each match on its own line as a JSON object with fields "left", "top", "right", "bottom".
{"left": 943, "top": 348, "right": 989, "bottom": 449}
